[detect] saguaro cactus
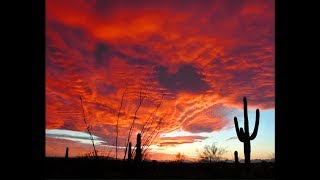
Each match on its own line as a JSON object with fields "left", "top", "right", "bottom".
{"left": 65, "top": 147, "right": 69, "bottom": 159}
{"left": 234, "top": 151, "right": 239, "bottom": 165}
{"left": 234, "top": 97, "right": 260, "bottom": 166}
{"left": 134, "top": 133, "right": 142, "bottom": 163}
{"left": 128, "top": 142, "right": 132, "bottom": 162}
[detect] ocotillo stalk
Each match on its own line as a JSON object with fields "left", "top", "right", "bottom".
{"left": 234, "top": 151, "right": 239, "bottom": 165}
{"left": 80, "top": 96, "right": 98, "bottom": 159}
{"left": 65, "top": 147, "right": 69, "bottom": 159}
{"left": 123, "top": 89, "right": 146, "bottom": 161}
{"left": 234, "top": 97, "right": 260, "bottom": 167}
{"left": 116, "top": 88, "right": 128, "bottom": 160}
{"left": 128, "top": 142, "right": 132, "bottom": 162}
{"left": 134, "top": 133, "right": 142, "bottom": 163}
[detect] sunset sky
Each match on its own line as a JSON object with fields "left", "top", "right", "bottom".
{"left": 46, "top": 0, "right": 274, "bottom": 161}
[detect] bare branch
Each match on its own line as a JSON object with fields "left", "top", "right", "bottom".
{"left": 106, "top": 146, "right": 113, "bottom": 159}
{"left": 123, "top": 88, "right": 147, "bottom": 160}
{"left": 198, "top": 143, "right": 227, "bottom": 163}
{"left": 174, "top": 153, "right": 186, "bottom": 163}
{"left": 130, "top": 94, "right": 166, "bottom": 156}
{"left": 116, "top": 87, "right": 128, "bottom": 160}
{"left": 80, "top": 96, "right": 98, "bottom": 159}
{"left": 143, "top": 112, "right": 167, "bottom": 146}
{"left": 141, "top": 94, "right": 165, "bottom": 138}
{"left": 141, "top": 111, "right": 168, "bottom": 155}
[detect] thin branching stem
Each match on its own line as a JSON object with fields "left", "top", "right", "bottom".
{"left": 80, "top": 96, "right": 98, "bottom": 159}
{"left": 116, "top": 87, "right": 128, "bottom": 160}
{"left": 123, "top": 88, "right": 147, "bottom": 160}
{"left": 137, "top": 111, "right": 167, "bottom": 157}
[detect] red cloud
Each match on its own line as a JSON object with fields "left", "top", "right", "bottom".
{"left": 46, "top": 0, "right": 274, "bottom": 160}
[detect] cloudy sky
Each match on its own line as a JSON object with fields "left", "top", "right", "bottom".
{"left": 46, "top": 0, "right": 274, "bottom": 161}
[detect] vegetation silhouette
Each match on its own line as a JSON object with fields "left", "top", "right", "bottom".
{"left": 79, "top": 96, "right": 98, "bottom": 159}
{"left": 45, "top": 156, "right": 274, "bottom": 179}
{"left": 65, "top": 147, "right": 68, "bottom": 159}
{"left": 198, "top": 143, "right": 227, "bottom": 163}
{"left": 128, "top": 142, "right": 132, "bottom": 163}
{"left": 45, "top": 97, "right": 272, "bottom": 179}
{"left": 234, "top": 97, "right": 260, "bottom": 168}
{"left": 174, "top": 152, "right": 186, "bottom": 163}
{"left": 234, "top": 151, "right": 239, "bottom": 166}
{"left": 134, "top": 133, "right": 142, "bottom": 164}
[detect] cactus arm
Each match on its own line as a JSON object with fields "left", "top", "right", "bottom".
{"left": 234, "top": 117, "right": 244, "bottom": 142}
{"left": 250, "top": 109, "right": 260, "bottom": 140}
{"left": 234, "top": 117, "right": 241, "bottom": 135}
{"left": 243, "top": 97, "right": 249, "bottom": 136}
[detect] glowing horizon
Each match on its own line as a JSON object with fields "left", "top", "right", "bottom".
{"left": 46, "top": 0, "right": 274, "bottom": 161}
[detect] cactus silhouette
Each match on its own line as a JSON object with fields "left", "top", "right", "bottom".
{"left": 65, "top": 147, "right": 69, "bottom": 159}
{"left": 134, "top": 133, "right": 142, "bottom": 163}
{"left": 128, "top": 142, "right": 132, "bottom": 162}
{"left": 234, "top": 151, "right": 239, "bottom": 165}
{"left": 234, "top": 97, "right": 260, "bottom": 166}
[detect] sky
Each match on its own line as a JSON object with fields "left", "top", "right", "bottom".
{"left": 46, "top": 0, "right": 274, "bottom": 161}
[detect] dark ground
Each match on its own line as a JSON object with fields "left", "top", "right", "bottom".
{"left": 45, "top": 157, "right": 274, "bottom": 179}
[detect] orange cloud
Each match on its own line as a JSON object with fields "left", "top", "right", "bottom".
{"left": 46, "top": 0, "right": 274, "bottom": 160}
{"left": 158, "top": 136, "right": 207, "bottom": 147}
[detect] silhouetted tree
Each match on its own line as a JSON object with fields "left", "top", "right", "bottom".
{"left": 142, "top": 152, "right": 149, "bottom": 162}
{"left": 234, "top": 97, "right": 260, "bottom": 167}
{"left": 268, "top": 152, "right": 275, "bottom": 162}
{"left": 174, "top": 152, "right": 186, "bottom": 163}
{"left": 198, "top": 143, "right": 227, "bottom": 163}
